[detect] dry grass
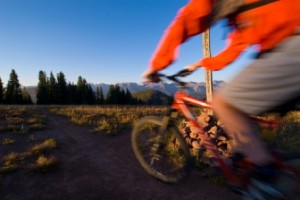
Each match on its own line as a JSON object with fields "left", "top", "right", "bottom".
{"left": 273, "top": 111, "right": 300, "bottom": 151}
{"left": 0, "top": 152, "right": 22, "bottom": 174}
{"left": 30, "top": 139, "right": 57, "bottom": 154}
{"left": 50, "top": 106, "right": 168, "bottom": 135}
{"left": 0, "top": 106, "right": 58, "bottom": 175}
{"left": 30, "top": 155, "right": 58, "bottom": 173}
{"left": 2, "top": 138, "right": 15, "bottom": 145}
{"left": 0, "top": 106, "right": 45, "bottom": 133}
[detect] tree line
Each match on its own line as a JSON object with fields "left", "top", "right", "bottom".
{"left": 0, "top": 69, "right": 33, "bottom": 104}
{"left": 0, "top": 69, "right": 146, "bottom": 105}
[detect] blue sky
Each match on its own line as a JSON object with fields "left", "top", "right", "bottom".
{"left": 0, "top": 0, "right": 254, "bottom": 86}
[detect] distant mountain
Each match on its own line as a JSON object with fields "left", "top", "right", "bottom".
{"left": 133, "top": 89, "right": 172, "bottom": 105}
{"left": 90, "top": 80, "right": 224, "bottom": 99}
{"left": 26, "top": 80, "right": 225, "bottom": 103}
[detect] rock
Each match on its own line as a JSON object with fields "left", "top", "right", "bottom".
{"left": 209, "top": 133, "right": 217, "bottom": 139}
{"left": 197, "top": 115, "right": 210, "bottom": 128}
{"left": 191, "top": 140, "right": 201, "bottom": 150}
{"left": 208, "top": 126, "right": 218, "bottom": 135}
{"left": 190, "top": 131, "right": 200, "bottom": 139}
{"left": 216, "top": 135, "right": 227, "bottom": 141}
{"left": 184, "top": 127, "right": 191, "bottom": 134}
{"left": 217, "top": 119, "right": 224, "bottom": 126}
{"left": 180, "top": 113, "right": 235, "bottom": 163}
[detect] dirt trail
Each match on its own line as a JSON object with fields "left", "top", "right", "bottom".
{"left": 0, "top": 110, "right": 241, "bottom": 200}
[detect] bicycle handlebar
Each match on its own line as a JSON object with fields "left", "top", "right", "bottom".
{"left": 157, "top": 69, "right": 194, "bottom": 87}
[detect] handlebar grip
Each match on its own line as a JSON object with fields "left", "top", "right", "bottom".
{"left": 155, "top": 68, "right": 194, "bottom": 87}
{"left": 176, "top": 69, "right": 194, "bottom": 77}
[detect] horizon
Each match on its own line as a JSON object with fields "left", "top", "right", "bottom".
{"left": 1, "top": 0, "right": 254, "bottom": 87}
{"left": 22, "top": 76, "right": 225, "bottom": 88}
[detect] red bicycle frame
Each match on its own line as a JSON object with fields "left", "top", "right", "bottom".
{"left": 171, "top": 90, "right": 281, "bottom": 185}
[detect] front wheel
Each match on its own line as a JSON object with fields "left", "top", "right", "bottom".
{"left": 131, "top": 116, "right": 191, "bottom": 183}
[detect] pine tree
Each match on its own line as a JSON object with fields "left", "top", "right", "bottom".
{"left": 48, "top": 72, "right": 57, "bottom": 104}
{"left": 0, "top": 77, "right": 3, "bottom": 104}
{"left": 66, "top": 82, "right": 78, "bottom": 104}
{"left": 21, "top": 87, "right": 33, "bottom": 104}
{"left": 86, "top": 84, "right": 96, "bottom": 104}
{"left": 96, "top": 86, "right": 104, "bottom": 104}
{"left": 99, "top": 87, "right": 104, "bottom": 104}
{"left": 106, "top": 85, "right": 116, "bottom": 104}
{"left": 77, "top": 76, "right": 86, "bottom": 104}
{"left": 4, "top": 69, "right": 22, "bottom": 104}
{"left": 56, "top": 72, "right": 67, "bottom": 104}
{"left": 36, "top": 71, "right": 49, "bottom": 104}
{"left": 114, "top": 84, "right": 123, "bottom": 104}
{"left": 95, "top": 86, "right": 100, "bottom": 104}
{"left": 125, "top": 89, "right": 133, "bottom": 104}
{"left": 76, "top": 76, "right": 96, "bottom": 105}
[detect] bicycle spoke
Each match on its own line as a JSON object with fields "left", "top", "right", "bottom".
{"left": 132, "top": 116, "right": 190, "bottom": 183}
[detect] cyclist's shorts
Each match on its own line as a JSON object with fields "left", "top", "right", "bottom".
{"left": 218, "top": 34, "right": 300, "bottom": 115}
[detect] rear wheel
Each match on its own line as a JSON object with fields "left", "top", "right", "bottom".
{"left": 131, "top": 116, "right": 191, "bottom": 183}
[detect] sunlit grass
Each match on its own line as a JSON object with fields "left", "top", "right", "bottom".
{"left": 30, "top": 155, "right": 58, "bottom": 173}
{"left": 50, "top": 105, "right": 168, "bottom": 135}
{"left": 272, "top": 111, "right": 300, "bottom": 151}
{"left": 30, "top": 139, "right": 57, "bottom": 154}
{"left": 0, "top": 106, "right": 59, "bottom": 175}
{"left": 2, "top": 138, "right": 15, "bottom": 145}
{"left": 0, "top": 152, "right": 22, "bottom": 174}
{"left": 27, "top": 114, "right": 45, "bottom": 131}
{"left": 0, "top": 106, "right": 46, "bottom": 133}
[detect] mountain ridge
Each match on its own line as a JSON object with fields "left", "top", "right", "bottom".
{"left": 133, "top": 89, "right": 173, "bottom": 105}
{"left": 25, "top": 80, "right": 225, "bottom": 103}
{"left": 90, "top": 80, "right": 224, "bottom": 99}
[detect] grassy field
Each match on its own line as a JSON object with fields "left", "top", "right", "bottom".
{"left": 0, "top": 106, "right": 58, "bottom": 174}
{"left": 270, "top": 111, "right": 300, "bottom": 151}
{"left": 48, "top": 105, "right": 300, "bottom": 186}
{"left": 49, "top": 105, "right": 300, "bottom": 150}
{"left": 1, "top": 105, "right": 299, "bottom": 177}
{"left": 49, "top": 105, "right": 170, "bottom": 135}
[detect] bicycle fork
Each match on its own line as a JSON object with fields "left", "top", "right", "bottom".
{"left": 150, "top": 110, "right": 178, "bottom": 164}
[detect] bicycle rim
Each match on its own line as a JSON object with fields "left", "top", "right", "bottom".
{"left": 131, "top": 116, "right": 190, "bottom": 183}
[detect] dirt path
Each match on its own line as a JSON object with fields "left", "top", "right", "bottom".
{"left": 1, "top": 110, "right": 241, "bottom": 200}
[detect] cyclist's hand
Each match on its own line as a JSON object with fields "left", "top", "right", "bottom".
{"left": 142, "top": 68, "right": 160, "bottom": 83}
{"left": 177, "top": 69, "right": 194, "bottom": 77}
{"left": 184, "top": 62, "right": 201, "bottom": 73}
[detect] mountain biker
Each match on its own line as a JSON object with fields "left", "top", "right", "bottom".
{"left": 143, "top": 0, "right": 300, "bottom": 191}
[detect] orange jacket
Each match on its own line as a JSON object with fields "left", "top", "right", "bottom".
{"left": 150, "top": 0, "right": 300, "bottom": 71}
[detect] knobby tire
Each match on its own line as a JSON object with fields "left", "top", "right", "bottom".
{"left": 131, "top": 116, "right": 191, "bottom": 183}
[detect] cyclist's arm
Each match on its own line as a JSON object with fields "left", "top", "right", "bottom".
{"left": 198, "top": 30, "right": 249, "bottom": 71}
{"left": 149, "top": 0, "right": 212, "bottom": 71}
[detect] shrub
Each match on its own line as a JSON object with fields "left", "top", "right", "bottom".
{"left": 0, "top": 152, "right": 20, "bottom": 174}
{"left": 2, "top": 138, "right": 15, "bottom": 145}
{"left": 30, "top": 139, "right": 57, "bottom": 154}
{"left": 31, "top": 155, "right": 58, "bottom": 172}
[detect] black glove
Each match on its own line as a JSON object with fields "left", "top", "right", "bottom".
{"left": 177, "top": 69, "right": 194, "bottom": 77}
{"left": 143, "top": 71, "right": 161, "bottom": 83}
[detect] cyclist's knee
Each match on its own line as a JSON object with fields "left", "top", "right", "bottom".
{"left": 213, "top": 92, "right": 246, "bottom": 116}
{"left": 212, "top": 93, "right": 228, "bottom": 112}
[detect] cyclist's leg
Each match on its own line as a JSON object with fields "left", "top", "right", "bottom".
{"left": 213, "top": 93, "right": 273, "bottom": 165}
{"left": 212, "top": 34, "right": 300, "bottom": 165}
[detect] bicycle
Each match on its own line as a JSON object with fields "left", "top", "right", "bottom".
{"left": 131, "top": 69, "right": 300, "bottom": 199}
